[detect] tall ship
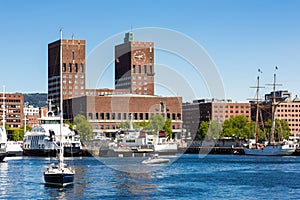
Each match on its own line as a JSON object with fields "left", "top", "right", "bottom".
{"left": 244, "top": 69, "right": 297, "bottom": 156}
{"left": 23, "top": 109, "right": 82, "bottom": 157}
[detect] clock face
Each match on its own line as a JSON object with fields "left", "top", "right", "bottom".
{"left": 133, "top": 50, "right": 146, "bottom": 64}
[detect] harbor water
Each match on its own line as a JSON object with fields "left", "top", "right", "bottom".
{"left": 1, "top": 154, "right": 300, "bottom": 199}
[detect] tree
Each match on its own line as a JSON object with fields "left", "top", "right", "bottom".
{"left": 207, "top": 121, "right": 223, "bottom": 139}
{"left": 196, "top": 121, "right": 209, "bottom": 140}
{"left": 73, "top": 114, "right": 93, "bottom": 140}
{"left": 163, "top": 118, "right": 172, "bottom": 139}
{"left": 265, "top": 118, "right": 290, "bottom": 141}
{"left": 117, "top": 121, "right": 130, "bottom": 129}
{"left": 222, "top": 115, "right": 253, "bottom": 138}
{"left": 149, "top": 114, "right": 165, "bottom": 134}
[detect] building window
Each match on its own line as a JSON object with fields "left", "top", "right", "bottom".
{"left": 117, "top": 113, "right": 121, "bottom": 120}
{"left": 144, "top": 65, "right": 147, "bottom": 73}
{"left": 106, "top": 125, "right": 110, "bottom": 129}
{"left": 69, "top": 63, "right": 72, "bottom": 72}
{"left": 80, "top": 64, "right": 84, "bottom": 72}
{"left": 100, "top": 113, "right": 104, "bottom": 120}
{"left": 112, "top": 113, "right": 115, "bottom": 120}
{"left": 75, "top": 63, "right": 78, "bottom": 72}
{"left": 138, "top": 65, "right": 141, "bottom": 74}
{"left": 63, "top": 63, "right": 66, "bottom": 72}
{"left": 150, "top": 65, "right": 152, "bottom": 74}
{"left": 133, "top": 65, "right": 136, "bottom": 73}
{"left": 145, "top": 113, "right": 149, "bottom": 120}
{"left": 72, "top": 51, "right": 75, "bottom": 61}
{"left": 123, "top": 113, "right": 127, "bottom": 120}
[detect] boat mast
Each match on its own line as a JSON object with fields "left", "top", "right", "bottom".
{"left": 2, "top": 86, "right": 5, "bottom": 132}
{"left": 250, "top": 69, "right": 264, "bottom": 143}
{"left": 270, "top": 72, "right": 276, "bottom": 144}
{"left": 268, "top": 67, "right": 281, "bottom": 144}
{"left": 59, "top": 29, "right": 64, "bottom": 166}
{"left": 254, "top": 76, "right": 260, "bottom": 143}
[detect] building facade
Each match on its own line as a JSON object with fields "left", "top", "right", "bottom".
{"left": 182, "top": 99, "right": 251, "bottom": 137}
{"left": 115, "top": 32, "right": 155, "bottom": 95}
{"left": 64, "top": 95, "right": 182, "bottom": 135}
{"left": 0, "top": 93, "right": 24, "bottom": 128}
{"left": 48, "top": 37, "right": 86, "bottom": 111}
{"left": 252, "top": 91, "right": 300, "bottom": 137}
{"left": 24, "top": 105, "right": 40, "bottom": 127}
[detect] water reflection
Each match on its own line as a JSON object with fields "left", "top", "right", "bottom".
{"left": 113, "top": 168, "right": 158, "bottom": 197}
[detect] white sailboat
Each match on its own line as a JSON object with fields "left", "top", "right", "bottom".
{"left": 244, "top": 69, "right": 297, "bottom": 156}
{"left": 0, "top": 86, "right": 8, "bottom": 162}
{"left": 44, "top": 30, "right": 75, "bottom": 186}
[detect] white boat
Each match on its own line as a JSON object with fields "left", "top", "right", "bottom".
{"left": 244, "top": 141, "right": 296, "bottom": 156}
{"left": 44, "top": 29, "right": 75, "bottom": 187}
{"left": 22, "top": 110, "right": 81, "bottom": 157}
{"left": 0, "top": 127, "right": 7, "bottom": 162}
{"left": 0, "top": 86, "right": 7, "bottom": 162}
{"left": 142, "top": 154, "right": 170, "bottom": 164}
{"left": 6, "top": 141, "right": 23, "bottom": 156}
{"left": 244, "top": 70, "right": 297, "bottom": 156}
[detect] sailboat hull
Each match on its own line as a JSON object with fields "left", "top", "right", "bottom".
{"left": 44, "top": 173, "right": 74, "bottom": 186}
{"left": 0, "top": 153, "right": 6, "bottom": 162}
{"left": 244, "top": 145, "right": 295, "bottom": 156}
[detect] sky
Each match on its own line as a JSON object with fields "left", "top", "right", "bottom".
{"left": 0, "top": 0, "right": 300, "bottom": 102}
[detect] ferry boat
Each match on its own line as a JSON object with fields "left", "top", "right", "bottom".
{"left": 6, "top": 141, "right": 23, "bottom": 156}
{"left": 23, "top": 111, "right": 81, "bottom": 157}
{"left": 0, "top": 87, "right": 7, "bottom": 162}
{"left": 0, "top": 126, "right": 7, "bottom": 162}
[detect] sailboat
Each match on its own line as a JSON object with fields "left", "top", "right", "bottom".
{"left": 244, "top": 69, "right": 296, "bottom": 156}
{"left": 0, "top": 86, "right": 8, "bottom": 162}
{"left": 44, "top": 30, "right": 75, "bottom": 186}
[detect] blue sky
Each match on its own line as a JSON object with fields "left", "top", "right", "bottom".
{"left": 0, "top": 0, "right": 299, "bottom": 102}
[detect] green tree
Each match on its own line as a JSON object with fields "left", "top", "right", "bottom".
{"left": 196, "top": 121, "right": 209, "bottom": 140}
{"left": 207, "top": 121, "right": 223, "bottom": 139}
{"left": 73, "top": 114, "right": 93, "bottom": 140}
{"left": 265, "top": 119, "right": 290, "bottom": 141}
{"left": 222, "top": 115, "right": 253, "bottom": 138}
{"left": 117, "top": 121, "right": 130, "bottom": 129}
{"left": 163, "top": 118, "right": 172, "bottom": 139}
{"left": 133, "top": 121, "right": 150, "bottom": 130}
{"left": 149, "top": 114, "right": 165, "bottom": 134}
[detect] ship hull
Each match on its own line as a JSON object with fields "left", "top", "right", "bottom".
{"left": 44, "top": 173, "right": 74, "bottom": 187}
{"left": 23, "top": 147, "right": 81, "bottom": 157}
{"left": 0, "top": 153, "right": 6, "bottom": 162}
{"left": 244, "top": 145, "right": 295, "bottom": 156}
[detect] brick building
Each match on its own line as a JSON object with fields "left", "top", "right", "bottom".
{"left": 0, "top": 93, "right": 24, "bottom": 128}
{"left": 183, "top": 99, "right": 251, "bottom": 137}
{"left": 115, "top": 32, "right": 154, "bottom": 95}
{"left": 48, "top": 32, "right": 183, "bottom": 136}
{"left": 251, "top": 91, "right": 300, "bottom": 137}
{"left": 48, "top": 36, "right": 86, "bottom": 111}
{"left": 64, "top": 95, "right": 182, "bottom": 134}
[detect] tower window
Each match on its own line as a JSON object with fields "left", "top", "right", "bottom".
{"left": 80, "top": 64, "right": 84, "bottom": 72}
{"left": 138, "top": 65, "right": 141, "bottom": 74}
{"left": 133, "top": 65, "right": 136, "bottom": 73}
{"left": 75, "top": 63, "right": 78, "bottom": 72}
{"left": 144, "top": 65, "right": 147, "bottom": 73}
{"left": 63, "top": 63, "right": 66, "bottom": 72}
{"left": 69, "top": 63, "right": 72, "bottom": 72}
{"left": 72, "top": 51, "right": 75, "bottom": 61}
